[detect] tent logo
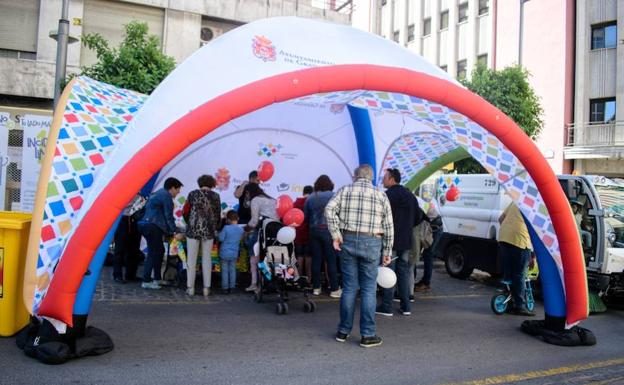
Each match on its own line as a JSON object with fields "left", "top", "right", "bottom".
{"left": 215, "top": 167, "right": 231, "bottom": 191}
{"left": 252, "top": 35, "right": 276, "bottom": 62}
{"left": 257, "top": 143, "right": 282, "bottom": 158}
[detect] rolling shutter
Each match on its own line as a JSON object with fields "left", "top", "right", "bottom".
{"left": 80, "top": 0, "right": 164, "bottom": 66}
{"left": 0, "top": 0, "right": 39, "bottom": 52}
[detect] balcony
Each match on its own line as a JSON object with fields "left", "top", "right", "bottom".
{"left": 564, "top": 121, "right": 624, "bottom": 159}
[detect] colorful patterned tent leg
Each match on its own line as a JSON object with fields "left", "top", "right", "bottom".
{"left": 404, "top": 147, "right": 471, "bottom": 191}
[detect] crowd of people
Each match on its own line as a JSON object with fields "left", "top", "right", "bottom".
{"left": 110, "top": 165, "right": 478, "bottom": 348}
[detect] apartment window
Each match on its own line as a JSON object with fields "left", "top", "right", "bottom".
{"left": 590, "top": 98, "right": 616, "bottom": 124}
{"left": 393, "top": 30, "right": 400, "bottom": 42}
{"left": 477, "top": 54, "right": 488, "bottom": 67}
{"left": 440, "top": 65, "right": 448, "bottom": 72}
{"left": 478, "top": 0, "right": 489, "bottom": 16}
{"left": 423, "top": 18, "right": 432, "bottom": 36}
{"left": 458, "top": 2, "right": 469, "bottom": 23}
{"left": 440, "top": 10, "right": 449, "bottom": 30}
{"left": 457, "top": 60, "right": 467, "bottom": 79}
{"left": 407, "top": 24, "right": 415, "bottom": 42}
{"left": 591, "top": 22, "right": 617, "bottom": 50}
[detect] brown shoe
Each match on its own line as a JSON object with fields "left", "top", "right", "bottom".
{"left": 414, "top": 282, "right": 430, "bottom": 292}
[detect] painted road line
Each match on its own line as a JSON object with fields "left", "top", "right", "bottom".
{"left": 584, "top": 376, "right": 624, "bottom": 385}
{"left": 439, "top": 358, "right": 624, "bottom": 385}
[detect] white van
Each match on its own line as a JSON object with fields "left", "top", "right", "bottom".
{"left": 433, "top": 173, "right": 624, "bottom": 303}
{"left": 429, "top": 174, "right": 510, "bottom": 278}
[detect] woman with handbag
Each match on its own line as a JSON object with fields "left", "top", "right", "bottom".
{"left": 183, "top": 175, "right": 221, "bottom": 297}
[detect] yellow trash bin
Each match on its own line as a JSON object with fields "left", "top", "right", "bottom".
{"left": 0, "top": 212, "right": 31, "bottom": 337}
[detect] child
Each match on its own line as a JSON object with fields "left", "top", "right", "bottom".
{"left": 218, "top": 210, "right": 244, "bottom": 293}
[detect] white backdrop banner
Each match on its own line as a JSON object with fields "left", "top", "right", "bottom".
{"left": 20, "top": 114, "right": 52, "bottom": 212}
{"left": 156, "top": 127, "right": 355, "bottom": 213}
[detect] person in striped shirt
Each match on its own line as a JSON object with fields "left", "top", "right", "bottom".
{"left": 325, "top": 164, "right": 394, "bottom": 348}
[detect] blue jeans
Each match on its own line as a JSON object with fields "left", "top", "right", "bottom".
{"left": 310, "top": 227, "right": 339, "bottom": 291}
{"left": 420, "top": 226, "right": 443, "bottom": 285}
{"left": 338, "top": 234, "right": 382, "bottom": 338}
{"left": 379, "top": 249, "right": 411, "bottom": 313}
{"left": 500, "top": 241, "right": 531, "bottom": 309}
{"left": 139, "top": 223, "right": 164, "bottom": 283}
{"left": 245, "top": 231, "right": 258, "bottom": 257}
{"left": 220, "top": 258, "right": 237, "bottom": 289}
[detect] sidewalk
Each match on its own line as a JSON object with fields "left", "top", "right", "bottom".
{"left": 95, "top": 259, "right": 460, "bottom": 304}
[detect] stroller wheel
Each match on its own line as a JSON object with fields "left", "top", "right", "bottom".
{"left": 303, "top": 301, "right": 316, "bottom": 313}
{"left": 275, "top": 302, "right": 289, "bottom": 315}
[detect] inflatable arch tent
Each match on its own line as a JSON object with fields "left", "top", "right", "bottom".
{"left": 23, "top": 17, "right": 587, "bottom": 337}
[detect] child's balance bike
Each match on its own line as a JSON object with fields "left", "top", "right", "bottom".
{"left": 490, "top": 265, "right": 538, "bottom": 315}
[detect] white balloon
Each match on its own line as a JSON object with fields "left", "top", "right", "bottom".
{"left": 253, "top": 242, "right": 260, "bottom": 257}
{"left": 377, "top": 266, "right": 397, "bottom": 289}
{"left": 276, "top": 226, "right": 296, "bottom": 244}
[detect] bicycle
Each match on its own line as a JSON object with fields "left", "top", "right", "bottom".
{"left": 490, "top": 278, "right": 535, "bottom": 314}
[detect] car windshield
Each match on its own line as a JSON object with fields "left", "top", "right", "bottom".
{"left": 595, "top": 180, "right": 624, "bottom": 247}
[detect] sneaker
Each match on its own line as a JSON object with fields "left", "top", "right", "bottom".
{"left": 392, "top": 296, "right": 400, "bottom": 302}
{"left": 375, "top": 309, "right": 393, "bottom": 317}
{"left": 312, "top": 288, "right": 321, "bottom": 296}
{"left": 113, "top": 277, "right": 126, "bottom": 284}
{"left": 360, "top": 336, "right": 383, "bottom": 348}
{"left": 409, "top": 295, "right": 415, "bottom": 303}
{"left": 245, "top": 284, "right": 258, "bottom": 292}
{"left": 203, "top": 287, "right": 210, "bottom": 297}
{"left": 400, "top": 310, "right": 411, "bottom": 316}
{"left": 509, "top": 307, "right": 536, "bottom": 317}
{"left": 414, "top": 282, "right": 430, "bottom": 292}
{"left": 186, "top": 287, "right": 195, "bottom": 296}
{"left": 157, "top": 280, "right": 171, "bottom": 287}
{"left": 141, "top": 281, "right": 161, "bottom": 290}
{"left": 335, "top": 332, "right": 348, "bottom": 342}
{"left": 330, "top": 288, "right": 342, "bottom": 298}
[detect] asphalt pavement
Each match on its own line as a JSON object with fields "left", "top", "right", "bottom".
{"left": 1, "top": 263, "right": 622, "bottom": 385}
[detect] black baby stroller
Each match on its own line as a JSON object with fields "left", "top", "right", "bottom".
{"left": 253, "top": 219, "right": 316, "bottom": 315}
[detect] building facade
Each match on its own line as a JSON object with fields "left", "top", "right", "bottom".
{"left": 564, "top": 0, "right": 623, "bottom": 178}
{"left": 0, "top": 0, "right": 351, "bottom": 210}
{"left": 352, "top": 0, "right": 576, "bottom": 174}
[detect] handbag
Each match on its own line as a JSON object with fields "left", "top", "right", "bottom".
{"left": 127, "top": 195, "right": 147, "bottom": 221}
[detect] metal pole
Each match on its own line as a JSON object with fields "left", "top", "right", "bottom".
{"left": 518, "top": 0, "right": 528, "bottom": 66}
{"left": 53, "top": 0, "right": 70, "bottom": 109}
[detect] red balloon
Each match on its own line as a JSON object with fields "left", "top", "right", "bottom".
{"left": 445, "top": 185, "right": 460, "bottom": 202}
{"left": 276, "top": 195, "right": 294, "bottom": 218}
{"left": 257, "top": 161, "right": 274, "bottom": 182}
{"left": 283, "top": 208, "right": 305, "bottom": 227}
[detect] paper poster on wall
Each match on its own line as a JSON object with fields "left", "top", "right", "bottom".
{"left": 0, "top": 113, "right": 10, "bottom": 210}
{"left": 20, "top": 114, "right": 52, "bottom": 212}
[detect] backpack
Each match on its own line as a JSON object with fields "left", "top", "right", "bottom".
{"left": 418, "top": 221, "right": 434, "bottom": 249}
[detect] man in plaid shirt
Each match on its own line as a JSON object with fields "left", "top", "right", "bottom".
{"left": 325, "top": 164, "right": 394, "bottom": 348}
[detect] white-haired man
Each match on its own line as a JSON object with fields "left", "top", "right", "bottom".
{"left": 325, "top": 164, "right": 394, "bottom": 348}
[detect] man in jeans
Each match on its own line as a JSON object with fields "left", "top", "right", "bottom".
{"left": 376, "top": 168, "right": 415, "bottom": 316}
{"left": 498, "top": 202, "right": 535, "bottom": 316}
{"left": 138, "top": 177, "right": 184, "bottom": 290}
{"left": 325, "top": 164, "right": 393, "bottom": 348}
